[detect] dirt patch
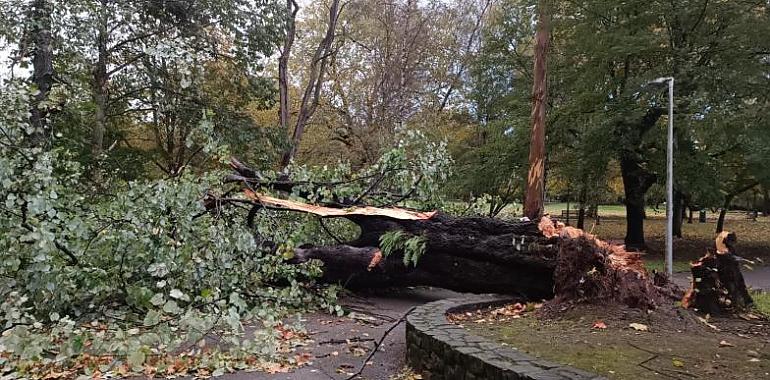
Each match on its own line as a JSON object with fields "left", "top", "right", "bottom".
{"left": 450, "top": 303, "right": 770, "bottom": 380}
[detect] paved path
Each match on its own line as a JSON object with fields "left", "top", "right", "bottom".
{"left": 671, "top": 264, "right": 770, "bottom": 291}
{"left": 220, "top": 288, "right": 463, "bottom": 380}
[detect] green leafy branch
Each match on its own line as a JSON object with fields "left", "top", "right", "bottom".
{"left": 378, "top": 230, "right": 427, "bottom": 267}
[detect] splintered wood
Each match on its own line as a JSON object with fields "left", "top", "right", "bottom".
{"left": 682, "top": 231, "right": 753, "bottom": 314}
{"left": 243, "top": 190, "right": 437, "bottom": 220}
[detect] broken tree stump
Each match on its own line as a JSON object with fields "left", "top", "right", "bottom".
{"left": 682, "top": 231, "right": 753, "bottom": 314}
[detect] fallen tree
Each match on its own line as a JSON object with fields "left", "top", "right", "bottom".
{"left": 213, "top": 158, "right": 679, "bottom": 308}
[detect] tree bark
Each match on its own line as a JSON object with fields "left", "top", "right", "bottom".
{"left": 523, "top": 0, "right": 550, "bottom": 220}
{"left": 763, "top": 188, "right": 770, "bottom": 216}
{"left": 284, "top": 212, "right": 678, "bottom": 309}
{"left": 28, "top": 0, "right": 54, "bottom": 148}
{"left": 620, "top": 155, "right": 655, "bottom": 250}
{"left": 672, "top": 190, "right": 683, "bottom": 238}
{"left": 219, "top": 159, "right": 679, "bottom": 309}
{"left": 682, "top": 232, "right": 753, "bottom": 314}
{"left": 91, "top": 2, "right": 109, "bottom": 181}
{"left": 278, "top": 0, "right": 298, "bottom": 144}
{"left": 716, "top": 196, "right": 731, "bottom": 234}
{"left": 292, "top": 214, "right": 559, "bottom": 298}
{"left": 617, "top": 107, "right": 663, "bottom": 250}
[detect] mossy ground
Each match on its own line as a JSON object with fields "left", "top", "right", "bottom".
{"left": 458, "top": 304, "right": 770, "bottom": 380}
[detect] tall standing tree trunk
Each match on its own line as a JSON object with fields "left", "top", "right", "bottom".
{"left": 620, "top": 154, "right": 656, "bottom": 250}
{"left": 672, "top": 190, "right": 683, "bottom": 238}
{"left": 576, "top": 186, "right": 587, "bottom": 229}
{"left": 90, "top": 0, "right": 109, "bottom": 182}
{"left": 716, "top": 195, "right": 733, "bottom": 234}
{"left": 617, "top": 107, "right": 664, "bottom": 250}
{"left": 28, "top": 0, "right": 54, "bottom": 149}
{"left": 280, "top": 0, "right": 341, "bottom": 171}
{"left": 524, "top": 0, "right": 550, "bottom": 220}
{"left": 278, "top": 0, "right": 298, "bottom": 156}
{"left": 763, "top": 188, "right": 770, "bottom": 217}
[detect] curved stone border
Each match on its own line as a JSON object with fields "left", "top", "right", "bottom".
{"left": 406, "top": 295, "right": 606, "bottom": 380}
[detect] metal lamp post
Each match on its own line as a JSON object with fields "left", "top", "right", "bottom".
{"left": 647, "top": 76, "right": 675, "bottom": 277}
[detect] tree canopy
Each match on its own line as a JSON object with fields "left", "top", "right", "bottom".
{"left": 0, "top": 0, "right": 768, "bottom": 377}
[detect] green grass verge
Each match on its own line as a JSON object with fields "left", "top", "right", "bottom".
{"left": 643, "top": 259, "right": 691, "bottom": 273}
{"left": 752, "top": 291, "right": 770, "bottom": 316}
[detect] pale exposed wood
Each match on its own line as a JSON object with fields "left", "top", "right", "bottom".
{"left": 524, "top": 0, "right": 550, "bottom": 220}
{"left": 243, "top": 190, "right": 436, "bottom": 220}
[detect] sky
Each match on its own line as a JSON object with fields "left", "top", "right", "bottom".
{"left": 0, "top": 45, "right": 13, "bottom": 80}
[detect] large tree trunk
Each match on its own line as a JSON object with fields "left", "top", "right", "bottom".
{"left": 293, "top": 213, "right": 558, "bottom": 299}
{"left": 28, "top": 0, "right": 54, "bottom": 148}
{"left": 616, "top": 107, "right": 664, "bottom": 250}
{"left": 672, "top": 190, "right": 683, "bottom": 238}
{"left": 221, "top": 159, "right": 679, "bottom": 309}
{"left": 523, "top": 0, "right": 550, "bottom": 220}
{"left": 90, "top": 0, "right": 109, "bottom": 182}
{"left": 763, "top": 188, "right": 770, "bottom": 217}
{"left": 277, "top": 0, "right": 297, "bottom": 145}
{"left": 620, "top": 157, "right": 653, "bottom": 250}
{"left": 716, "top": 197, "right": 731, "bottom": 234}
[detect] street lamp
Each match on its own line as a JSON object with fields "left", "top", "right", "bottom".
{"left": 646, "top": 76, "right": 675, "bottom": 277}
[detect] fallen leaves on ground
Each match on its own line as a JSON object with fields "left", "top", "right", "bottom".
{"left": 349, "top": 345, "right": 368, "bottom": 357}
{"left": 447, "top": 302, "right": 541, "bottom": 324}
{"left": 629, "top": 323, "right": 649, "bottom": 331}
{"left": 336, "top": 363, "right": 355, "bottom": 375}
{"left": 592, "top": 320, "right": 608, "bottom": 329}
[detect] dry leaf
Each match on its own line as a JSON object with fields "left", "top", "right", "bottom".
{"left": 592, "top": 320, "right": 607, "bottom": 329}
{"left": 367, "top": 249, "right": 383, "bottom": 271}
{"left": 351, "top": 346, "right": 367, "bottom": 357}
{"left": 719, "top": 340, "right": 734, "bottom": 348}
{"left": 264, "top": 363, "right": 290, "bottom": 374}
{"left": 629, "top": 323, "right": 648, "bottom": 331}
{"left": 294, "top": 353, "right": 314, "bottom": 366}
{"left": 696, "top": 316, "right": 720, "bottom": 331}
{"left": 672, "top": 358, "right": 685, "bottom": 368}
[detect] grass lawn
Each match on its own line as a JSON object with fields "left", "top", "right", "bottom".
{"left": 587, "top": 216, "right": 770, "bottom": 264}
{"left": 498, "top": 202, "right": 770, "bottom": 265}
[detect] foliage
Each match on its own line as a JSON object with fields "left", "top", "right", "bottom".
{"left": 378, "top": 231, "right": 428, "bottom": 267}
{"left": 0, "top": 78, "right": 336, "bottom": 378}
{"left": 278, "top": 127, "right": 453, "bottom": 210}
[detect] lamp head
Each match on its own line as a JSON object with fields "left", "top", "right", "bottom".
{"left": 646, "top": 77, "right": 674, "bottom": 86}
